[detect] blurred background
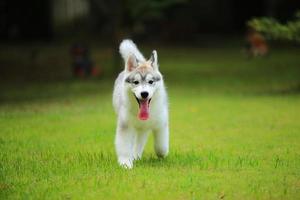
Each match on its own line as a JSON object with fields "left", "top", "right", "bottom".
{"left": 2, "top": 1, "right": 300, "bottom": 198}
{"left": 0, "top": 0, "right": 299, "bottom": 93}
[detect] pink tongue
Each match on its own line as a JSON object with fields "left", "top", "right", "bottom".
{"left": 138, "top": 100, "right": 149, "bottom": 120}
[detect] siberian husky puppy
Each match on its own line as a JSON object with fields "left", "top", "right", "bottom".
{"left": 113, "top": 39, "right": 169, "bottom": 169}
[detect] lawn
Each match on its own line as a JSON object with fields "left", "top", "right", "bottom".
{"left": 0, "top": 44, "right": 300, "bottom": 199}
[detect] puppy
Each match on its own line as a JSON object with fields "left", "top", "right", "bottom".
{"left": 113, "top": 39, "right": 169, "bottom": 169}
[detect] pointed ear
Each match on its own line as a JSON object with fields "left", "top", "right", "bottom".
{"left": 149, "top": 50, "right": 158, "bottom": 70}
{"left": 126, "top": 54, "right": 138, "bottom": 72}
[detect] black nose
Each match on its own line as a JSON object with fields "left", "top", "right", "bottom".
{"left": 141, "top": 91, "right": 149, "bottom": 99}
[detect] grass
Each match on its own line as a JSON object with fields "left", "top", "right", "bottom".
{"left": 0, "top": 44, "right": 300, "bottom": 199}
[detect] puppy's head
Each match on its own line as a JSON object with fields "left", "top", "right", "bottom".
{"left": 124, "top": 51, "right": 162, "bottom": 120}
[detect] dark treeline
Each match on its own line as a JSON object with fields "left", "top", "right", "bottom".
{"left": 0, "top": 0, "right": 299, "bottom": 42}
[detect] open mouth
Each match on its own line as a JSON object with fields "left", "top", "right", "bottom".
{"left": 135, "top": 96, "right": 151, "bottom": 120}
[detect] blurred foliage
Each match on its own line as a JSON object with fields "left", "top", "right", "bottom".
{"left": 248, "top": 10, "right": 300, "bottom": 43}
{"left": 123, "top": 0, "right": 188, "bottom": 34}
{"left": 125, "top": 0, "right": 187, "bottom": 20}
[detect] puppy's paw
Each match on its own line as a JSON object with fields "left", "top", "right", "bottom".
{"left": 118, "top": 157, "right": 133, "bottom": 169}
{"left": 133, "top": 153, "right": 142, "bottom": 161}
{"left": 156, "top": 148, "right": 169, "bottom": 159}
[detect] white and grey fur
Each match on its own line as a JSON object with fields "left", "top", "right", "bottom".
{"left": 113, "top": 39, "right": 169, "bottom": 169}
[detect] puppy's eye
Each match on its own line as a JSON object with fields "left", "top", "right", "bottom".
{"left": 148, "top": 80, "right": 154, "bottom": 84}
{"left": 133, "top": 81, "right": 139, "bottom": 85}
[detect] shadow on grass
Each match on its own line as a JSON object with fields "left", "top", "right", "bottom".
{"left": 135, "top": 151, "right": 264, "bottom": 170}
{"left": 265, "top": 84, "right": 300, "bottom": 96}
{"left": 0, "top": 79, "right": 113, "bottom": 105}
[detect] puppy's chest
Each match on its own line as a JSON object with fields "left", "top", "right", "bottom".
{"left": 131, "top": 117, "right": 161, "bottom": 131}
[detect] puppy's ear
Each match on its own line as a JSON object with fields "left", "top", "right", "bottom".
{"left": 126, "top": 54, "right": 138, "bottom": 72}
{"left": 149, "top": 50, "right": 158, "bottom": 70}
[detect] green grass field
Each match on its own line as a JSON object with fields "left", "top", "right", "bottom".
{"left": 1, "top": 45, "right": 300, "bottom": 199}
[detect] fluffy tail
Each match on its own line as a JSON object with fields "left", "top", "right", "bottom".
{"left": 119, "top": 39, "right": 145, "bottom": 62}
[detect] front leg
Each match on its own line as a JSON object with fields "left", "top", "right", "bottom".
{"left": 115, "top": 122, "right": 136, "bottom": 169}
{"left": 133, "top": 132, "right": 149, "bottom": 160}
{"left": 153, "top": 123, "right": 169, "bottom": 158}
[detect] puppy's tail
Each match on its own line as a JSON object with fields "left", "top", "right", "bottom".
{"left": 119, "top": 39, "right": 145, "bottom": 62}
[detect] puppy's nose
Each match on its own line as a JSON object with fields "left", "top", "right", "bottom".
{"left": 141, "top": 91, "right": 149, "bottom": 99}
